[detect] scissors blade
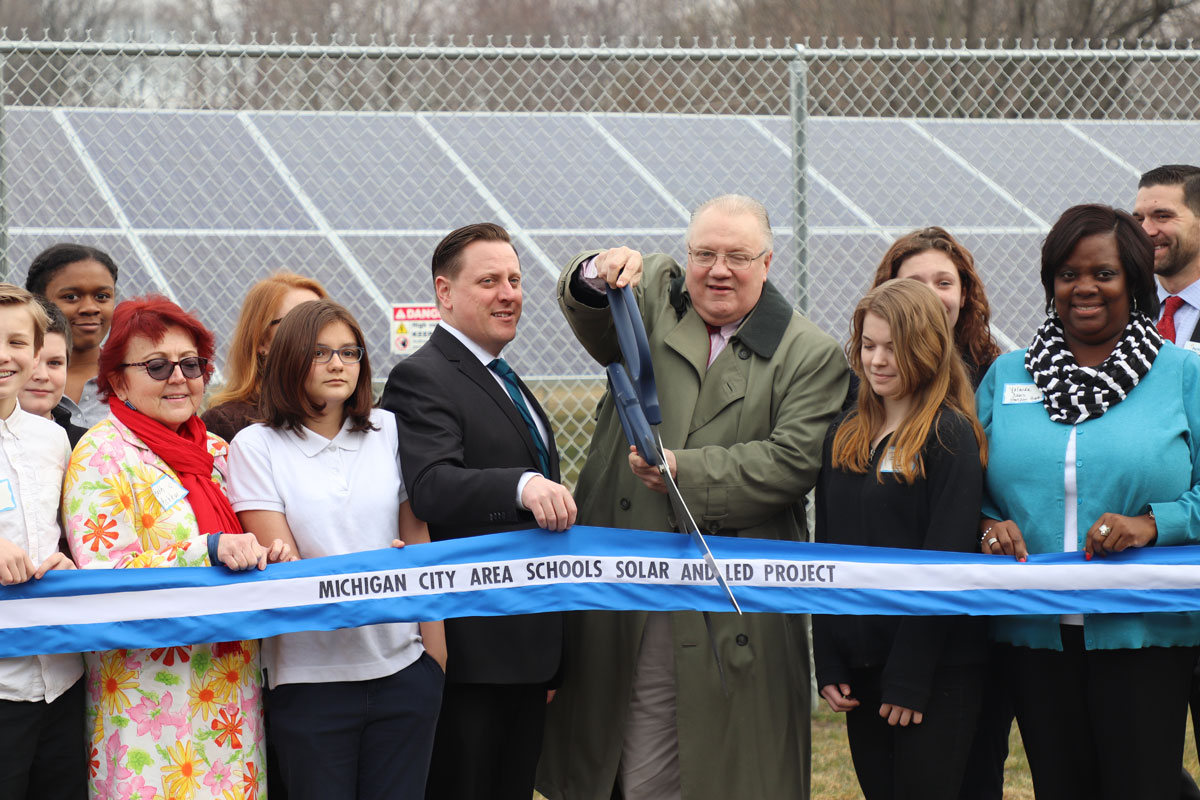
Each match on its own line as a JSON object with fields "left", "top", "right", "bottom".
{"left": 657, "top": 435, "right": 742, "bottom": 615}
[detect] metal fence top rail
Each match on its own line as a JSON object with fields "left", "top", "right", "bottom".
{"left": 800, "top": 39, "right": 1200, "bottom": 60}
{"left": 1, "top": 32, "right": 1199, "bottom": 60}
{"left": 0, "top": 32, "right": 798, "bottom": 59}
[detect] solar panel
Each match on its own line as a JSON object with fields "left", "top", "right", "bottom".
{"left": 1, "top": 107, "right": 1173, "bottom": 380}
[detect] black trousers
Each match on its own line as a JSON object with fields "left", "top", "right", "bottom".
{"left": 957, "top": 644, "right": 1014, "bottom": 800}
{"left": 267, "top": 653, "right": 444, "bottom": 800}
{"left": 425, "top": 681, "right": 548, "bottom": 800}
{"left": 1184, "top": 656, "right": 1200, "bottom": 800}
{"left": 1005, "top": 627, "right": 1199, "bottom": 800}
{"left": 843, "top": 664, "right": 984, "bottom": 800}
{"left": 0, "top": 677, "right": 86, "bottom": 800}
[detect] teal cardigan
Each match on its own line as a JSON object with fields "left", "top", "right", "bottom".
{"left": 978, "top": 343, "right": 1200, "bottom": 650}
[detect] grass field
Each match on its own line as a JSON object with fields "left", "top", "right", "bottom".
{"left": 811, "top": 708, "right": 1200, "bottom": 799}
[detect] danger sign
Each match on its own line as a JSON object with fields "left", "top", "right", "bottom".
{"left": 391, "top": 304, "right": 441, "bottom": 355}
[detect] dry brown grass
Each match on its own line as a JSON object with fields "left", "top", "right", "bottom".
{"left": 537, "top": 711, "right": 1199, "bottom": 799}
{"left": 813, "top": 709, "right": 1200, "bottom": 799}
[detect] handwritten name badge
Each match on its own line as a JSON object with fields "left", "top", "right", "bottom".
{"left": 1185, "top": 341, "right": 1200, "bottom": 356}
{"left": 879, "top": 447, "right": 897, "bottom": 473}
{"left": 150, "top": 474, "right": 189, "bottom": 511}
{"left": 0, "top": 478, "right": 15, "bottom": 512}
{"left": 1003, "top": 383, "right": 1043, "bottom": 405}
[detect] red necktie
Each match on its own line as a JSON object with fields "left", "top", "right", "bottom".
{"left": 1158, "top": 295, "right": 1185, "bottom": 343}
{"left": 706, "top": 323, "right": 721, "bottom": 364}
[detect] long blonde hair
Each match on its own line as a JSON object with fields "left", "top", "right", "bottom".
{"left": 833, "top": 279, "right": 986, "bottom": 482}
{"left": 208, "top": 272, "right": 328, "bottom": 409}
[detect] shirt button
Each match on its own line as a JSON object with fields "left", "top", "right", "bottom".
{"left": 738, "top": 349, "right": 750, "bottom": 360}
{"left": 735, "top": 634, "right": 749, "bottom": 646}
{"left": 619, "top": 498, "right": 631, "bottom": 511}
{"left": 1076, "top": 461, "right": 1082, "bottom": 467}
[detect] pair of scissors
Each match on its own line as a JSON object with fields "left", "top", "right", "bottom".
{"left": 606, "top": 284, "right": 742, "bottom": 615}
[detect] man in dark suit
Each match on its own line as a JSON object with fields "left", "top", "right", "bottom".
{"left": 380, "top": 221, "right": 576, "bottom": 800}
{"left": 1133, "top": 165, "right": 1200, "bottom": 800}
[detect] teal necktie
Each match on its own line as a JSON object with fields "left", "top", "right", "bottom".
{"left": 489, "top": 358, "right": 551, "bottom": 477}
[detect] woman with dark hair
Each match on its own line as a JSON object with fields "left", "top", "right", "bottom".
{"left": 227, "top": 299, "right": 445, "bottom": 799}
{"left": 62, "top": 295, "right": 291, "bottom": 799}
{"left": 870, "top": 226, "right": 1002, "bottom": 384}
{"left": 815, "top": 279, "right": 989, "bottom": 799}
{"left": 202, "top": 271, "right": 327, "bottom": 442}
{"left": 25, "top": 243, "right": 119, "bottom": 428}
{"left": 979, "top": 204, "right": 1200, "bottom": 799}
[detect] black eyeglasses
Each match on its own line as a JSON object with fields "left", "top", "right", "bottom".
{"left": 120, "top": 357, "right": 209, "bottom": 381}
{"left": 313, "top": 346, "right": 364, "bottom": 364}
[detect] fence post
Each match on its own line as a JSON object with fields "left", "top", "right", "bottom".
{"left": 789, "top": 46, "right": 808, "bottom": 315}
{"left": 0, "top": 53, "right": 9, "bottom": 283}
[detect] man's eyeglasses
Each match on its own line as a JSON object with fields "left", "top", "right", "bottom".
{"left": 120, "top": 357, "right": 209, "bottom": 381}
{"left": 687, "top": 247, "right": 769, "bottom": 270}
{"left": 313, "top": 346, "right": 365, "bottom": 364}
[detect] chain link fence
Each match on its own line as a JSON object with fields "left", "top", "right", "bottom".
{"left": 2, "top": 35, "right": 1198, "bottom": 484}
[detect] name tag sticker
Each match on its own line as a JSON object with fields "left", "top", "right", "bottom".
{"left": 879, "top": 447, "right": 897, "bottom": 473}
{"left": 1186, "top": 342, "right": 1200, "bottom": 355}
{"left": 1003, "top": 383, "right": 1043, "bottom": 404}
{"left": 150, "top": 475, "right": 188, "bottom": 511}
{"left": 0, "top": 479, "right": 14, "bottom": 512}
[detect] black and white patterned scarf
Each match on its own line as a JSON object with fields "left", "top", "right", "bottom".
{"left": 1024, "top": 312, "right": 1162, "bottom": 425}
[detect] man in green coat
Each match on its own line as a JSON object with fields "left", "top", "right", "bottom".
{"left": 537, "top": 194, "right": 849, "bottom": 800}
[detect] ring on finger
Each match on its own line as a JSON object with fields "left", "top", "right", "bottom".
{"left": 986, "top": 537, "right": 999, "bottom": 547}
{"left": 1098, "top": 524, "right": 1111, "bottom": 537}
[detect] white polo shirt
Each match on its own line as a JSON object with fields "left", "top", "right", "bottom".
{"left": 0, "top": 404, "right": 84, "bottom": 703}
{"left": 226, "top": 408, "right": 423, "bottom": 689}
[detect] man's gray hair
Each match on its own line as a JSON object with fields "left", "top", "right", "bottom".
{"left": 686, "top": 194, "right": 774, "bottom": 252}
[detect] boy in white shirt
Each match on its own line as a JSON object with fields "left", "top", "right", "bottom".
{"left": 0, "top": 283, "right": 85, "bottom": 799}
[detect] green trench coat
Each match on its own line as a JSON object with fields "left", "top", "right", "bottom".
{"left": 536, "top": 252, "right": 849, "bottom": 800}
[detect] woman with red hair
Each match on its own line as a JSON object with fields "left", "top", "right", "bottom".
{"left": 63, "top": 295, "right": 290, "bottom": 800}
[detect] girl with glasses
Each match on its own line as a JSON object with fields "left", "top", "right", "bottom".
{"left": 227, "top": 299, "right": 445, "bottom": 800}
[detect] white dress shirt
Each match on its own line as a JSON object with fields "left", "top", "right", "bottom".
{"left": 0, "top": 403, "right": 84, "bottom": 702}
{"left": 1157, "top": 281, "right": 1200, "bottom": 349}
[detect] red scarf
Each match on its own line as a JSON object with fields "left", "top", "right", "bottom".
{"left": 109, "top": 400, "right": 243, "bottom": 535}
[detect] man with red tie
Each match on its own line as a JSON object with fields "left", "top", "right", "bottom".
{"left": 1133, "top": 165, "right": 1200, "bottom": 350}
{"left": 1133, "top": 164, "right": 1200, "bottom": 800}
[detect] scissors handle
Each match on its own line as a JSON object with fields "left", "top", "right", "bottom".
{"left": 606, "top": 364, "right": 660, "bottom": 467}
{"left": 607, "top": 285, "right": 662, "bottom": 427}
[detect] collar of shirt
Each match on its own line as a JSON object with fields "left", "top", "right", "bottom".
{"left": 292, "top": 417, "right": 362, "bottom": 458}
{"left": 706, "top": 317, "right": 744, "bottom": 367}
{"left": 1158, "top": 280, "right": 1200, "bottom": 311}
{"left": 438, "top": 320, "right": 502, "bottom": 367}
{"left": 0, "top": 401, "right": 30, "bottom": 438}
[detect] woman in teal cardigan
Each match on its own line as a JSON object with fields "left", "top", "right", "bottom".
{"left": 978, "top": 204, "right": 1200, "bottom": 799}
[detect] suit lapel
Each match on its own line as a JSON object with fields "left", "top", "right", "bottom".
{"left": 432, "top": 328, "right": 550, "bottom": 475}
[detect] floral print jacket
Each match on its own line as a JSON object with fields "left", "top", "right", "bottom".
{"left": 63, "top": 415, "right": 265, "bottom": 800}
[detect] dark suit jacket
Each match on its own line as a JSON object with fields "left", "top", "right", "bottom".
{"left": 380, "top": 325, "right": 563, "bottom": 685}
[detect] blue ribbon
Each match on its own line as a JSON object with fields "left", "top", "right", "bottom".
{"left": 3, "top": 526, "right": 1200, "bottom": 659}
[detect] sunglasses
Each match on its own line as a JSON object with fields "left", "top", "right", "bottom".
{"left": 120, "top": 357, "right": 209, "bottom": 381}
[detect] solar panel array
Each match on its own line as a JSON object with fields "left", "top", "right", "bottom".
{"left": 5, "top": 107, "right": 1197, "bottom": 380}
